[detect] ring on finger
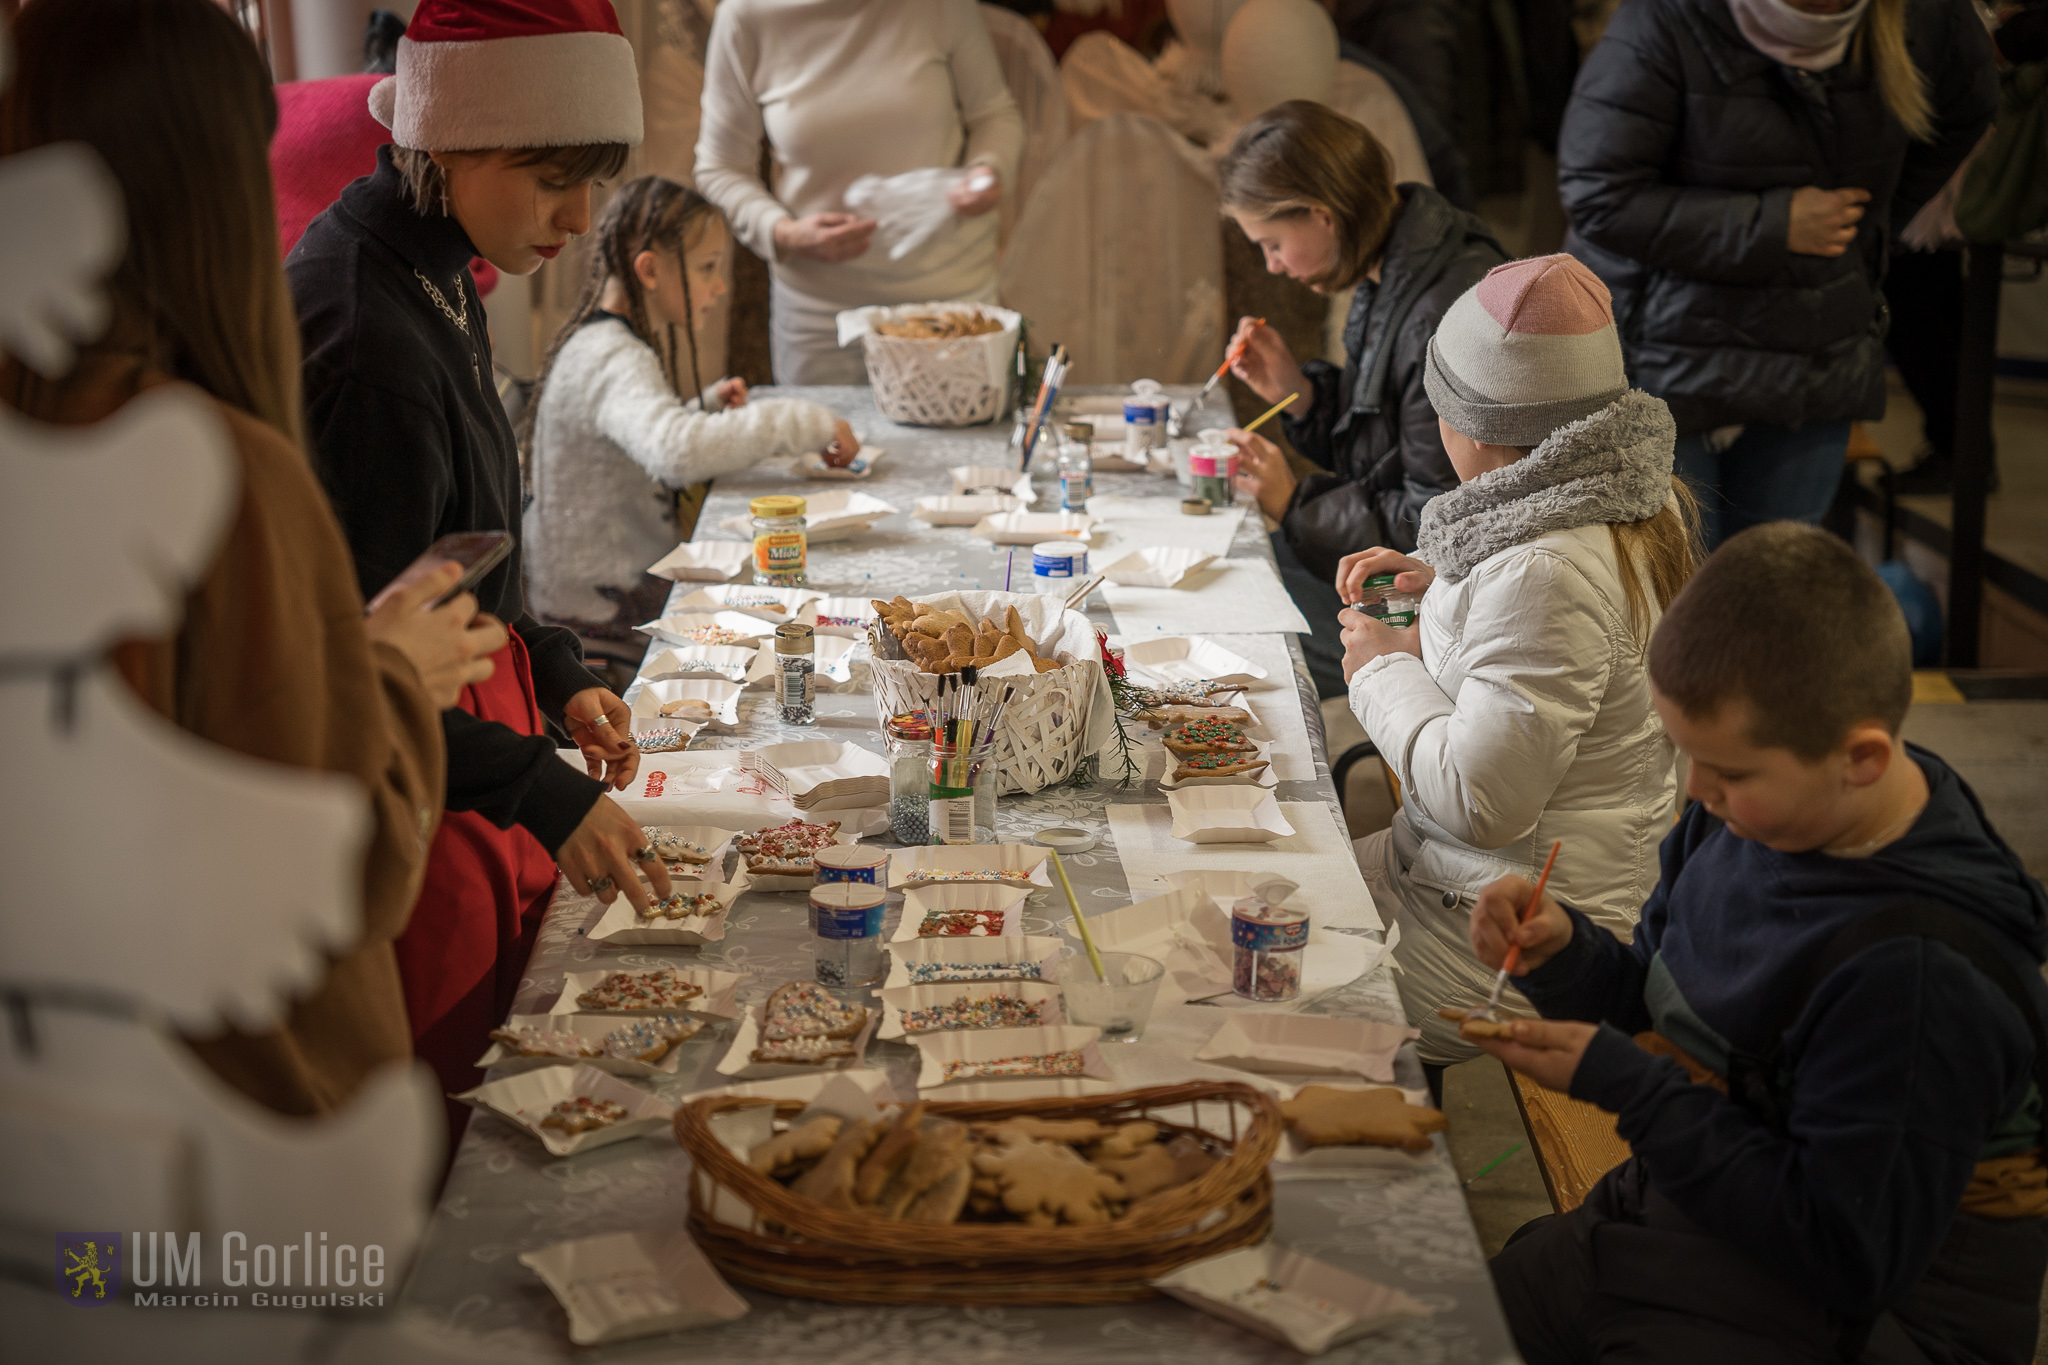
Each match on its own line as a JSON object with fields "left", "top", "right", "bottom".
{"left": 589, "top": 875, "right": 614, "bottom": 893}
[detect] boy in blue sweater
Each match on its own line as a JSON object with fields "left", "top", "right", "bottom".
{"left": 1465, "top": 523, "right": 2048, "bottom": 1365}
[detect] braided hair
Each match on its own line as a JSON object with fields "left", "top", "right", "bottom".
{"left": 521, "top": 175, "right": 720, "bottom": 455}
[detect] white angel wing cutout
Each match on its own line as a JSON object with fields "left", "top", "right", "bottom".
{"left": 0, "top": 387, "right": 236, "bottom": 656}
{"left": 0, "top": 1012, "right": 440, "bottom": 1257}
{"left": 0, "top": 142, "right": 124, "bottom": 377}
{"left": 0, "top": 669, "right": 368, "bottom": 1034}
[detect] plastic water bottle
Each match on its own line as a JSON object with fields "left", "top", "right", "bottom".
{"left": 1057, "top": 422, "right": 1093, "bottom": 513}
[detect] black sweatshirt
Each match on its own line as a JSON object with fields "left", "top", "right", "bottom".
{"left": 288, "top": 147, "right": 604, "bottom": 854}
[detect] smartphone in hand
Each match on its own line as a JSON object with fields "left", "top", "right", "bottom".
{"left": 365, "top": 531, "right": 513, "bottom": 614}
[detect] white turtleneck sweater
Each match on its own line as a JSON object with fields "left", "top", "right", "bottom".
{"left": 523, "top": 317, "right": 839, "bottom": 623}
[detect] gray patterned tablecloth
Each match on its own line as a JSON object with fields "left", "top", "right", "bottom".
{"left": 395, "top": 387, "right": 1521, "bottom": 1365}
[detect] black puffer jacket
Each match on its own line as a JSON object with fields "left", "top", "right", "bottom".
{"left": 1278, "top": 183, "right": 1506, "bottom": 586}
{"left": 1559, "top": 0, "right": 1995, "bottom": 436}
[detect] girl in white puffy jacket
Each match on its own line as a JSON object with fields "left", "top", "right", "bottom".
{"left": 1337, "top": 254, "right": 1699, "bottom": 1078}
{"left": 522, "top": 176, "right": 858, "bottom": 636}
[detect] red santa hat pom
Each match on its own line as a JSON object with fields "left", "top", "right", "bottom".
{"left": 368, "top": 0, "right": 643, "bottom": 152}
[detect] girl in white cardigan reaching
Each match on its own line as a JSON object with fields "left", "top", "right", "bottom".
{"left": 1336, "top": 254, "right": 1700, "bottom": 1091}
{"left": 523, "top": 176, "right": 857, "bottom": 636}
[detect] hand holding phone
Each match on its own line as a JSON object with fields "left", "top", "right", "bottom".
{"left": 365, "top": 531, "right": 514, "bottom": 614}
{"left": 364, "top": 561, "right": 509, "bottom": 708}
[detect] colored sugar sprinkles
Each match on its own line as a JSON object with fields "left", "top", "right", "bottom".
{"left": 940, "top": 1049, "right": 1088, "bottom": 1081}
{"left": 901, "top": 995, "right": 1047, "bottom": 1032}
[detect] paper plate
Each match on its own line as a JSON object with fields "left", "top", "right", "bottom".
{"left": 1192, "top": 1014, "right": 1414, "bottom": 1082}
{"left": 715, "top": 999, "right": 879, "bottom": 1081}
{"left": 1124, "top": 636, "right": 1270, "bottom": 687}
{"left": 1152, "top": 1244, "right": 1432, "bottom": 1354}
{"left": 908, "top": 1023, "right": 1110, "bottom": 1090}
{"left": 636, "top": 610, "right": 771, "bottom": 649}
{"left": 890, "top": 882, "right": 1031, "bottom": 942}
{"left": 888, "top": 842, "right": 1053, "bottom": 888}
{"left": 1165, "top": 788, "right": 1296, "bottom": 844}
{"left": 876, "top": 979, "right": 1065, "bottom": 1039}
{"left": 586, "top": 872, "right": 750, "bottom": 947}
{"left": 883, "top": 934, "right": 1065, "bottom": 989}
{"left": 1098, "top": 546, "right": 1216, "bottom": 589}
{"left": 805, "top": 595, "right": 880, "bottom": 637}
{"left": 1060, "top": 885, "right": 1207, "bottom": 956}
{"left": 1156, "top": 739, "right": 1278, "bottom": 791}
{"left": 632, "top": 677, "right": 744, "bottom": 727}
{"left": 915, "top": 492, "right": 1025, "bottom": 525}
{"left": 797, "top": 446, "right": 885, "bottom": 480}
{"left": 646, "top": 540, "right": 749, "bottom": 583}
{"left": 677, "top": 583, "right": 824, "bottom": 621}
{"left": 457, "top": 1063, "right": 677, "bottom": 1159}
{"left": 971, "top": 510, "right": 1097, "bottom": 545}
{"left": 949, "top": 464, "right": 1037, "bottom": 503}
{"left": 641, "top": 644, "right": 757, "bottom": 686}
{"left": 474, "top": 1012, "right": 705, "bottom": 1079}
{"left": 549, "top": 966, "right": 747, "bottom": 1019}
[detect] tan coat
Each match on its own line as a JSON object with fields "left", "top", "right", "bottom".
{"left": 102, "top": 383, "right": 446, "bottom": 1115}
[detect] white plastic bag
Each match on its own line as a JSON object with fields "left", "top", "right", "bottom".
{"left": 844, "top": 167, "right": 977, "bottom": 261}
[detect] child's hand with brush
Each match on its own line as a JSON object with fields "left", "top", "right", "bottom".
{"left": 1459, "top": 874, "right": 1595, "bottom": 1090}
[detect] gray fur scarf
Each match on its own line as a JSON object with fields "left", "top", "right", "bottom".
{"left": 1414, "top": 389, "right": 1676, "bottom": 583}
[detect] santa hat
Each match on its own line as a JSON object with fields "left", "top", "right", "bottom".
{"left": 1424, "top": 254, "right": 1629, "bottom": 447}
{"left": 368, "top": 0, "right": 643, "bottom": 152}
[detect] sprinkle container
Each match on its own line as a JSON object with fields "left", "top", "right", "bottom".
{"left": 1230, "top": 895, "right": 1308, "bottom": 1002}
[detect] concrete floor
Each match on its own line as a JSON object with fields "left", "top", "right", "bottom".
{"left": 1335, "top": 697, "right": 2048, "bottom": 1267}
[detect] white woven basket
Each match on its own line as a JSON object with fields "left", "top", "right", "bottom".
{"left": 840, "top": 303, "right": 1022, "bottom": 428}
{"left": 867, "top": 590, "right": 1110, "bottom": 796}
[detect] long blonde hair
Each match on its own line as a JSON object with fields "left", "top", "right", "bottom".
{"left": 1610, "top": 477, "right": 1705, "bottom": 646}
{"left": 1858, "top": 0, "right": 1934, "bottom": 142}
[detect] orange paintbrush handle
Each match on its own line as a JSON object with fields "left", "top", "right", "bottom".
{"left": 1500, "top": 840, "right": 1562, "bottom": 977}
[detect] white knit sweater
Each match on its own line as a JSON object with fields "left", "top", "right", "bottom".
{"left": 523, "top": 317, "right": 838, "bottom": 623}
{"left": 695, "top": 0, "right": 1024, "bottom": 310}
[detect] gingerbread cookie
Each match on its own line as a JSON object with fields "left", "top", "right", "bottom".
{"left": 749, "top": 1114, "right": 844, "bottom": 1176}
{"left": 879, "top": 1117, "right": 970, "bottom": 1220}
{"left": 576, "top": 969, "right": 705, "bottom": 1011}
{"left": 970, "top": 1136, "right": 1126, "bottom": 1226}
{"left": 790, "top": 1118, "right": 885, "bottom": 1209}
{"left": 1095, "top": 1132, "right": 1217, "bottom": 1201}
{"left": 539, "top": 1096, "right": 631, "bottom": 1135}
{"left": 1171, "top": 753, "right": 1269, "bottom": 782}
{"left": 853, "top": 1102, "right": 929, "bottom": 1204}
{"left": 1279, "top": 1085, "right": 1448, "bottom": 1151}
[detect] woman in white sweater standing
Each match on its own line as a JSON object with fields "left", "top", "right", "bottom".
{"left": 1336, "top": 255, "right": 1699, "bottom": 1092}
{"left": 524, "top": 177, "right": 856, "bottom": 635}
{"left": 694, "top": 0, "right": 1024, "bottom": 383}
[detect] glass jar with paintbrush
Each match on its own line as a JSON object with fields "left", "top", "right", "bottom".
{"left": 928, "top": 669, "right": 1010, "bottom": 844}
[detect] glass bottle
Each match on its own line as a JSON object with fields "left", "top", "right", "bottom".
{"left": 750, "top": 494, "right": 808, "bottom": 587}
{"left": 775, "top": 621, "right": 816, "bottom": 725}
{"left": 885, "top": 712, "right": 934, "bottom": 844}
{"left": 1057, "top": 421, "right": 1093, "bottom": 513}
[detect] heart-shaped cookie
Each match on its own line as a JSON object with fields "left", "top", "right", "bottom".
{"left": 761, "top": 980, "right": 868, "bottom": 1043}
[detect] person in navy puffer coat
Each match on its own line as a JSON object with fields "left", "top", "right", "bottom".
{"left": 1557, "top": 0, "right": 1995, "bottom": 546}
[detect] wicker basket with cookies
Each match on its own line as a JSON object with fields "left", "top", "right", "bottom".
{"left": 836, "top": 303, "right": 1023, "bottom": 428}
{"left": 868, "top": 589, "right": 1113, "bottom": 795}
{"left": 674, "top": 1082, "right": 1282, "bottom": 1304}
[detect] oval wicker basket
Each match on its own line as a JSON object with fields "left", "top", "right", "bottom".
{"left": 674, "top": 1082, "right": 1283, "bottom": 1305}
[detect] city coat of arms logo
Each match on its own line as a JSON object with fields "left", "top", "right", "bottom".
{"left": 56, "top": 1233, "right": 121, "bottom": 1304}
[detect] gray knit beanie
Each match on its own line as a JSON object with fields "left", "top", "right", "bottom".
{"left": 1423, "top": 254, "right": 1630, "bottom": 448}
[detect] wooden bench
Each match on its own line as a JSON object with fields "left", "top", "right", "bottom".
{"left": 1505, "top": 1067, "right": 1633, "bottom": 1213}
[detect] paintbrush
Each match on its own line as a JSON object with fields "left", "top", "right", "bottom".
{"left": 1473, "top": 839, "right": 1562, "bottom": 1021}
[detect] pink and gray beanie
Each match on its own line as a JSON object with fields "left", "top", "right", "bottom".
{"left": 1423, "top": 254, "right": 1629, "bottom": 447}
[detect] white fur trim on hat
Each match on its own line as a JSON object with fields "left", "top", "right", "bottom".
{"left": 369, "top": 31, "right": 642, "bottom": 150}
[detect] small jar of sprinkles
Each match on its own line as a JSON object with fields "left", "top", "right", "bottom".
{"left": 749, "top": 494, "right": 808, "bottom": 587}
{"left": 885, "top": 712, "right": 934, "bottom": 844}
{"left": 1230, "top": 894, "right": 1308, "bottom": 1002}
{"left": 813, "top": 843, "right": 892, "bottom": 885}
